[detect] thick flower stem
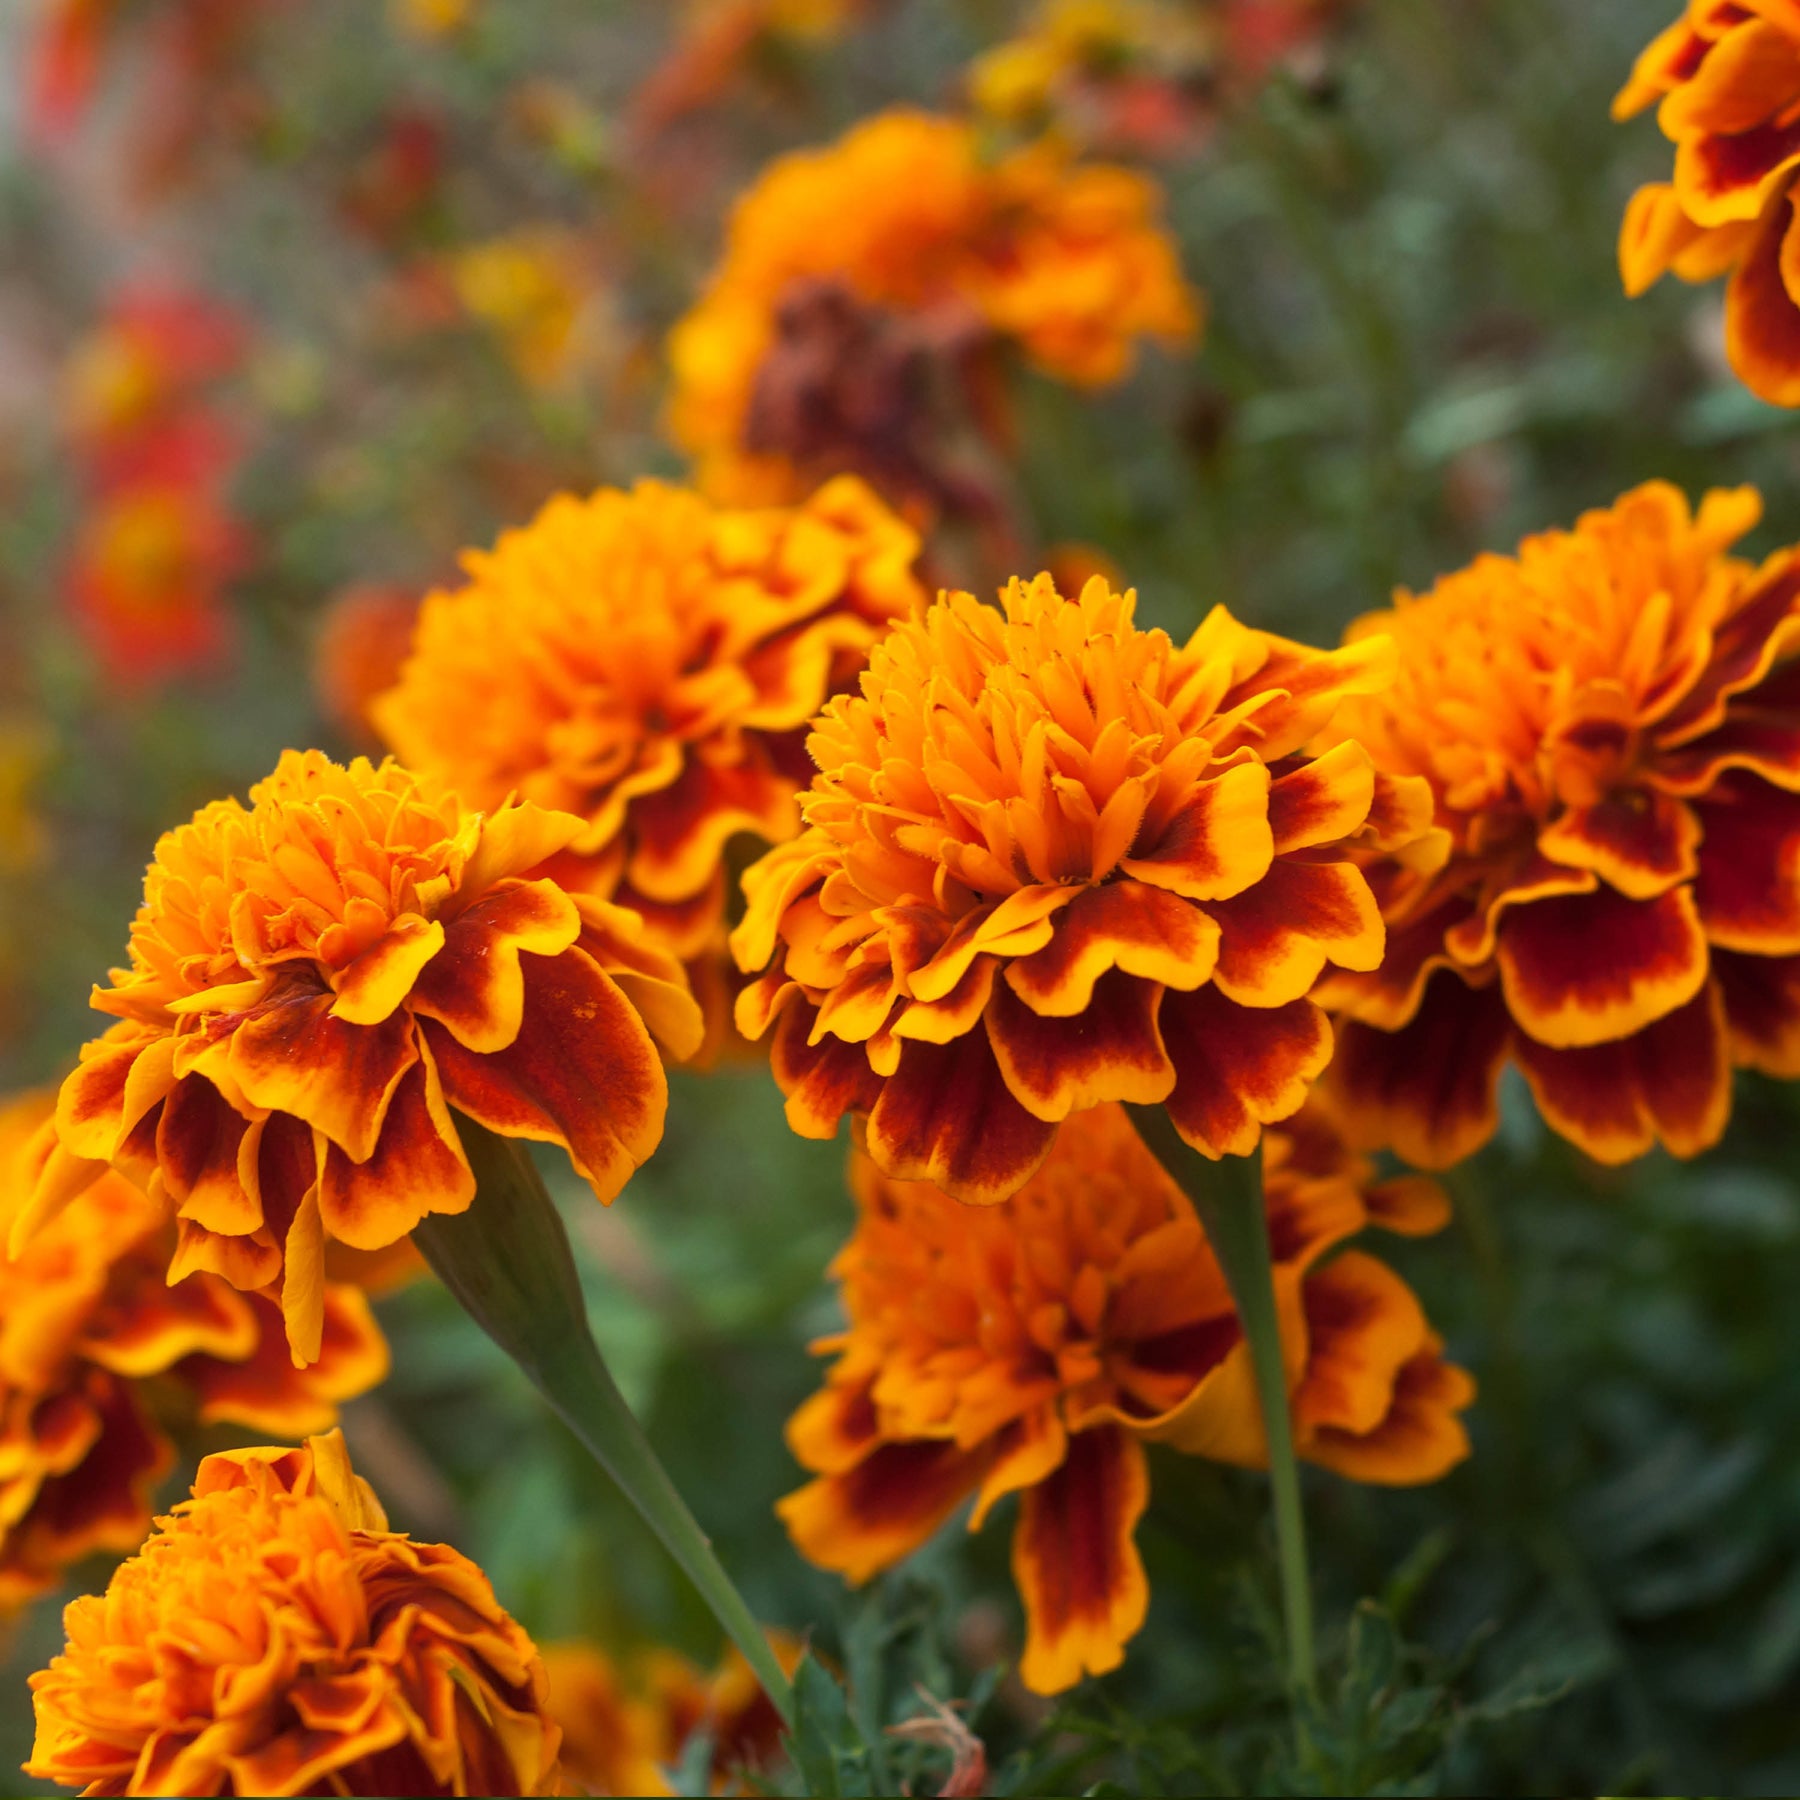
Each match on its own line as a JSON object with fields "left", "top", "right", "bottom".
{"left": 412, "top": 1120, "right": 794, "bottom": 1725}
{"left": 1126, "top": 1105, "right": 1317, "bottom": 1699}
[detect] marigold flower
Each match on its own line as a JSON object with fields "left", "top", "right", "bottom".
{"left": 372, "top": 477, "right": 924, "bottom": 969}
{"left": 24, "top": 1430, "right": 563, "bottom": 1797}
{"left": 1316, "top": 481, "right": 1800, "bottom": 1167}
{"left": 543, "top": 1632, "right": 798, "bottom": 1795}
{"left": 1615, "top": 1, "right": 1800, "bottom": 405}
{"left": 25, "top": 749, "right": 702, "bottom": 1364}
{"left": 312, "top": 581, "right": 422, "bottom": 743}
{"left": 0, "top": 1093, "right": 387, "bottom": 1612}
{"left": 731, "top": 572, "right": 1437, "bottom": 1202}
{"left": 780, "top": 1103, "right": 1471, "bottom": 1695}
{"left": 67, "top": 465, "right": 245, "bottom": 689}
{"left": 667, "top": 108, "right": 1199, "bottom": 502}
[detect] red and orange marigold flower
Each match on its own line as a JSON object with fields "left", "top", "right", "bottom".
{"left": 24, "top": 1430, "right": 563, "bottom": 1797}
{"left": 666, "top": 108, "right": 1199, "bottom": 503}
{"left": 1317, "top": 481, "right": 1800, "bottom": 1168}
{"left": 0, "top": 1092, "right": 387, "bottom": 1612}
{"left": 780, "top": 1103, "right": 1472, "bottom": 1694}
{"left": 23, "top": 749, "right": 702, "bottom": 1364}
{"left": 1615, "top": 0, "right": 1800, "bottom": 405}
{"left": 542, "top": 1631, "right": 798, "bottom": 1796}
{"left": 371, "top": 477, "right": 925, "bottom": 972}
{"left": 730, "top": 571, "right": 1439, "bottom": 1203}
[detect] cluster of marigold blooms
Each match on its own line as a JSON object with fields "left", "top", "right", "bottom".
{"left": 14, "top": 2, "right": 1800, "bottom": 1795}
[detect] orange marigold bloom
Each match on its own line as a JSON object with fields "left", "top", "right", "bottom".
{"left": 543, "top": 1632, "right": 798, "bottom": 1796}
{"left": 24, "top": 1430, "right": 562, "bottom": 1797}
{"left": 372, "top": 477, "right": 925, "bottom": 966}
{"left": 1316, "top": 481, "right": 1800, "bottom": 1168}
{"left": 0, "top": 1094, "right": 387, "bottom": 1612}
{"left": 1615, "top": 0, "right": 1800, "bottom": 405}
{"left": 730, "top": 572, "right": 1438, "bottom": 1202}
{"left": 313, "top": 581, "right": 422, "bottom": 744}
{"left": 781, "top": 1103, "right": 1472, "bottom": 1695}
{"left": 666, "top": 108, "right": 1199, "bottom": 502}
{"left": 24, "top": 749, "right": 702, "bottom": 1364}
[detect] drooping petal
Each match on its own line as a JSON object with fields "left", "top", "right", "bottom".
{"left": 1724, "top": 179, "right": 1800, "bottom": 405}
{"left": 318, "top": 1042, "right": 474, "bottom": 1251}
{"left": 155, "top": 1078, "right": 256, "bottom": 1237}
{"left": 1207, "top": 860, "right": 1385, "bottom": 1007}
{"left": 1291, "top": 1252, "right": 1428, "bottom": 1442}
{"left": 1693, "top": 772, "right": 1800, "bottom": 951}
{"left": 865, "top": 1033, "right": 1059, "bottom": 1203}
{"left": 1325, "top": 973, "right": 1512, "bottom": 1170}
{"left": 777, "top": 1439, "right": 989, "bottom": 1585}
{"left": 1511, "top": 981, "right": 1731, "bottom": 1164}
{"left": 229, "top": 985, "right": 419, "bottom": 1163}
{"left": 428, "top": 945, "right": 666, "bottom": 1202}
{"left": 1714, "top": 946, "right": 1800, "bottom": 1073}
{"left": 986, "top": 971, "right": 1176, "bottom": 1122}
{"left": 1301, "top": 1339, "right": 1475, "bottom": 1485}
{"left": 1160, "top": 987, "right": 1331, "bottom": 1159}
{"left": 1496, "top": 884, "right": 1710, "bottom": 1048}
{"left": 1117, "top": 762, "right": 1274, "bottom": 901}
{"left": 1011, "top": 1426, "right": 1149, "bottom": 1695}
{"left": 408, "top": 880, "right": 582, "bottom": 1054}
{"left": 1266, "top": 741, "right": 1376, "bottom": 853}
{"left": 769, "top": 995, "right": 884, "bottom": 1138}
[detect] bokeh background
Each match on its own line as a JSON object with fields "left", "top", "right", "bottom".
{"left": 4, "top": 2, "right": 1800, "bottom": 1792}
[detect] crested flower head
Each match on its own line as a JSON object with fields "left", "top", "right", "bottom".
{"left": 1615, "top": 1, "right": 1800, "bottom": 404}
{"left": 780, "top": 1103, "right": 1472, "bottom": 1694}
{"left": 1317, "top": 481, "right": 1800, "bottom": 1166}
{"left": 0, "top": 1093, "right": 387, "bottom": 1611}
{"left": 27, "top": 749, "right": 701, "bottom": 1363}
{"left": 373, "top": 477, "right": 924, "bottom": 964}
{"left": 24, "top": 1430, "right": 563, "bottom": 1797}
{"left": 731, "top": 572, "right": 1438, "bottom": 1201}
{"left": 667, "top": 108, "right": 1198, "bottom": 502}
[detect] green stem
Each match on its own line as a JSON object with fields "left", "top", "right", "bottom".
{"left": 1126, "top": 1105, "right": 1317, "bottom": 1699}
{"left": 412, "top": 1120, "right": 794, "bottom": 1726}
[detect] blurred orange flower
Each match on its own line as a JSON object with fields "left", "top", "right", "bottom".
{"left": 543, "top": 1631, "right": 798, "bottom": 1795}
{"left": 731, "top": 572, "right": 1438, "bottom": 1202}
{"left": 23, "top": 749, "right": 701, "bottom": 1364}
{"left": 1318, "top": 482, "right": 1800, "bottom": 1167}
{"left": 1616, "top": 0, "right": 1800, "bottom": 404}
{"left": 67, "top": 459, "right": 245, "bottom": 688}
{"left": 667, "top": 108, "right": 1199, "bottom": 503}
{"left": 780, "top": 1103, "right": 1471, "bottom": 1694}
{"left": 313, "top": 581, "right": 422, "bottom": 744}
{"left": 25, "top": 1430, "right": 563, "bottom": 1797}
{"left": 372, "top": 477, "right": 924, "bottom": 971}
{"left": 0, "top": 1092, "right": 387, "bottom": 1612}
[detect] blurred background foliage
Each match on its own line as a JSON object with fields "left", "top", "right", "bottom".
{"left": 4, "top": 0, "right": 1800, "bottom": 1793}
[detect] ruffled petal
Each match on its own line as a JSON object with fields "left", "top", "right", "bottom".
{"left": 1537, "top": 789, "right": 1702, "bottom": 898}
{"left": 1160, "top": 987, "right": 1331, "bottom": 1159}
{"left": 865, "top": 1033, "right": 1059, "bottom": 1203}
{"left": 1117, "top": 762, "right": 1273, "bottom": 901}
{"left": 1496, "top": 885, "right": 1710, "bottom": 1048}
{"left": 1267, "top": 741, "right": 1375, "bottom": 852}
{"left": 428, "top": 945, "right": 666, "bottom": 1201}
{"left": 1012, "top": 1426, "right": 1149, "bottom": 1695}
{"left": 769, "top": 994, "right": 884, "bottom": 1137}
{"left": 1292, "top": 1252, "right": 1428, "bottom": 1442}
{"left": 329, "top": 916, "right": 445, "bottom": 1026}
{"left": 1003, "top": 881, "right": 1219, "bottom": 1016}
{"left": 1302, "top": 1338, "right": 1475, "bottom": 1486}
